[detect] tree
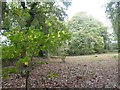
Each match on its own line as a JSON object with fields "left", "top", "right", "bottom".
{"left": 1, "top": 1, "right": 70, "bottom": 79}
{"left": 1, "top": 1, "right": 71, "bottom": 57}
{"left": 106, "top": 1, "right": 120, "bottom": 52}
{"left": 66, "top": 12, "right": 109, "bottom": 55}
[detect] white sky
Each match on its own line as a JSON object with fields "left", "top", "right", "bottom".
{"left": 66, "top": 0, "right": 112, "bottom": 27}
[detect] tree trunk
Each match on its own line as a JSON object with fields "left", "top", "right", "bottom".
{"left": 0, "top": 2, "right": 2, "bottom": 25}
{"left": 117, "top": 2, "right": 120, "bottom": 88}
{"left": 117, "top": 2, "right": 120, "bottom": 53}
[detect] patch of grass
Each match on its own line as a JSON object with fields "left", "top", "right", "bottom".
{"left": 48, "top": 72, "right": 59, "bottom": 78}
{"left": 2, "top": 67, "right": 18, "bottom": 80}
{"left": 112, "top": 55, "right": 117, "bottom": 58}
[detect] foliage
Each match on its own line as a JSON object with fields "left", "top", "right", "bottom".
{"left": 105, "top": 1, "right": 120, "bottom": 52}
{"left": 105, "top": 1, "right": 120, "bottom": 35}
{"left": 48, "top": 72, "right": 59, "bottom": 78}
{"left": 1, "top": 1, "right": 71, "bottom": 56}
{"left": 3, "top": 67, "right": 18, "bottom": 79}
{"left": 1, "top": 1, "right": 70, "bottom": 78}
{"left": 66, "top": 12, "right": 109, "bottom": 55}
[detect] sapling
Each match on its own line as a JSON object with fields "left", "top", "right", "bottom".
{"left": 61, "top": 55, "right": 66, "bottom": 63}
{"left": 60, "top": 46, "right": 67, "bottom": 63}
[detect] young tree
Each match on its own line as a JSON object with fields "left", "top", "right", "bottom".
{"left": 1, "top": 1, "right": 71, "bottom": 56}
{"left": 1, "top": 1, "right": 70, "bottom": 79}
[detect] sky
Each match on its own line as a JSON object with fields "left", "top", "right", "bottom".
{"left": 66, "top": 0, "right": 112, "bottom": 27}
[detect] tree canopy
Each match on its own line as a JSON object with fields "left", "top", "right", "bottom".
{"left": 1, "top": 1, "right": 71, "bottom": 78}
{"left": 105, "top": 1, "right": 120, "bottom": 52}
{"left": 66, "top": 12, "right": 110, "bottom": 55}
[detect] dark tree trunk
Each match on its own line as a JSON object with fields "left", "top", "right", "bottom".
{"left": 39, "top": 50, "right": 44, "bottom": 57}
{"left": 117, "top": 2, "right": 120, "bottom": 88}
{"left": 38, "top": 50, "right": 47, "bottom": 57}
{"left": 0, "top": 2, "right": 2, "bottom": 25}
{"left": 117, "top": 2, "right": 120, "bottom": 53}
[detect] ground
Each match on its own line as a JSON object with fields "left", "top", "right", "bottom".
{"left": 2, "top": 53, "right": 118, "bottom": 88}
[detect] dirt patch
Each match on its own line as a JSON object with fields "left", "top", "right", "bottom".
{"left": 2, "top": 53, "right": 118, "bottom": 88}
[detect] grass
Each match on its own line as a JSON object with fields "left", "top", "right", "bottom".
{"left": 48, "top": 53, "right": 118, "bottom": 70}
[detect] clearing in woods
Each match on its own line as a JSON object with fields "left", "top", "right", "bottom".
{"left": 2, "top": 53, "right": 118, "bottom": 88}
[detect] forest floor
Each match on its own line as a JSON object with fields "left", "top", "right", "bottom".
{"left": 2, "top": 53, "right": 119, "bottom": 89}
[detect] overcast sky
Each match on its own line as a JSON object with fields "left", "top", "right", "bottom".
{"left": 66, "top": 0, "right": 112, "bottom": 27}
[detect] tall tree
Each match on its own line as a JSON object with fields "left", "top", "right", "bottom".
{"left": 1, "top": 1, "right": 71, "bottom": 79}
{"left": 106, "top": 1, "right": 120, "bottom": 52}
{"left": 1, "top": 1, "right": 71, "bottom": 56}
{"left": 66, "top": 12, "right": 109, "bottom": 55}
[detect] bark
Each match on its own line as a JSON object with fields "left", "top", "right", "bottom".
{"left": 117, "top": 2, "right": 120, "bottom": 53}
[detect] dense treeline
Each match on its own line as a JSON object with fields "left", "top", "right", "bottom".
{"left": 64, "top": 12, "right": 117, "bottom": 55}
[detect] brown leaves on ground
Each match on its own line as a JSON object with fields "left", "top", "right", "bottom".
{"left": 2, "top": 53, "right": 118, "bottom": 88}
